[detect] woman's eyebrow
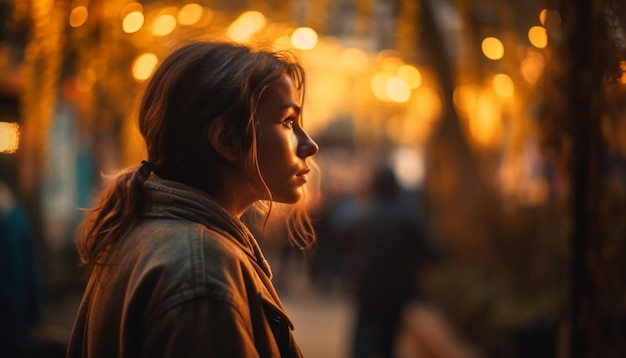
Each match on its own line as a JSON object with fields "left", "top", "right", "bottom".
{"left": 282, "top": 104, "right": 301, "bottom": 115}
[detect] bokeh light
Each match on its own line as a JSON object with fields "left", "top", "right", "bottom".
{"left": 370, "top": 72, "right": 391, "bottom": 102}
{"left": 151, "top": 14, "right": 177, "bottom": 37}
{"left": 539, "top": 8, "right": 548, "bottom": 25}
{"left": 291, "top": 27, "right": 318, "bottom": 50}
{"left": 122, "top": 11, "right": 144, "bottom": 33}
{"left": 69, "top": 6, "right": 88, "bottom": 27}
{"left": 492, "top": 73, "right": 515, "bottom": 98}
{"left": 521, "top": 51, "right": 545, "bottom": 84}
{"left": 453, "top": 85, "right": 478, "bottom": 117}
{"left": 226, "top": 11, "right": 266, "bottom": 42}
{"left": 398, "top": 65, "right": 422, "bottom": 89}
{"left": 528, "top": 26, "right": 548, "bottom": 48}
{"left": 177, "top": 3, "right": 203, "bottom": 26}
{"left": 468, "top": 92, "right": 501, "bottom": 147}
{"left": 386, "top": 77, "right": 411, "bottom": 103}
{"left": 132, "top": 53, "right": 158, "bottom": 81}
{"left": 482, "top": 37, "right": 504, "bottom": 60}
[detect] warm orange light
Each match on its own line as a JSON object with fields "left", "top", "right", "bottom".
{"left": 521, "top": 52, "right": 545, "bottom": 84}
{"left": 492, "top": 74, "right": 514, "bottom": 98}
{"left": 340, "top": 48, "right": 368, "bottom": 71}
{"left": 69, "top": 6, "right": 88, "bottom": 27}
{"left": 398, "top": 65, "right": 421, "bottom": 89}
{"left": 381, "top": 56, "right": 404, "bottom": 72}
{"left": 123, "top": 11, "right": 144, "bottom": 33}
{"left": 273, "top": 36, "right": 292, "bottom": 51}
{"left": 226, "top": 11, "right": 266, "bottom": 42}
{"left": 482, "top": 37, "right": 504, "bottom": 60}
{"left": 371, "top": 72, "right": 391, "bottom": 101}
{"left": 528, "top": 26, "right": 548, "bottom": 48}
{"left": 377, "top": 50, "right": 402, "bottom": 66}
{"left": 177, "top": 3, "right": 203, "bottom": 26}
{"left": 121, "top": 2, "right": 142, "bottom": 17}
{"left": 468, "top": 92, "right": 501, "bottom": 147}
{"left": 620, "top": 61, "right": 626, "bottom": 84}
{"left": 77, "top": 68, "right": 97, "bottom": 92}
{"left": 386, "top": 77, "right": 411, "bottom": 103}
{"left": 304, "top": 73, "right": 348, "bottom": 130}
{"left": 398, "top": 88, "right": 442, "bottom": 145}
{"left": 132, "top": 53, "right": 158, "bottom": 81}
{"left": 453, "top": 85, "right": 478, "bottom": 116}
{"left": 411, "top": 87, "right": 441, "bottom": 122}
{"left": 151, "top": 14, "right": 176, "bottom": 36}
{"left": 0, "top": 122, "right": 19, "bottom": 153}
{"left": 291, "top": 27, "right": 318, "bottom": 50}
{"left": 539, "top": 8, "right": 548, "bottom": 25}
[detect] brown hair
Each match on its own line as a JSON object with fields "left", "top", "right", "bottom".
{"left": 76, "top": 41, "right": 316, "bottom": 267}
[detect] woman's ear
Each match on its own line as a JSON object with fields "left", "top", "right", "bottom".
{"left": 207, "top": 117, "right": 240, "bottom": 162}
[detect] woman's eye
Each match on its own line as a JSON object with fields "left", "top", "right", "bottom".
{"left": 283, "top": 118, "right": 295, "bottom": 128}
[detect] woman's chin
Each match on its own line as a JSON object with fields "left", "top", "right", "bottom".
{"left": 272, "top": 190, "right": 303, "bottom": 204}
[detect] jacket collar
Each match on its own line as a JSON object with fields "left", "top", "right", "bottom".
{"left": 143, "top": 175, "right": 273, "bottom": 278}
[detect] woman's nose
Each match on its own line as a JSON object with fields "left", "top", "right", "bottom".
{"left": 297, "top": 130, "right": 319, "bottom": 158}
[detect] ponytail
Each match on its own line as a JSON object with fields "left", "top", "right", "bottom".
{"left": 76, "top": 162, "right": 153, "bottom": 267}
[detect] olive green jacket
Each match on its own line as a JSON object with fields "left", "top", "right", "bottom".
{"left": 67, "top": 176, "right": 302, "bottom": 357}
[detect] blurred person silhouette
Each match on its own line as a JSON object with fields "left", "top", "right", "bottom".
{"left": 308, "top": 191, "right": 360, "bottom": 294}
{"left": 0, "top": 177, "right": 46, "bottom": 358}
{"left": 66, "top": 41, "right": 319, "bottom": 358}
{"left": 347, "top": 166, "right": 440, "bottom": 358}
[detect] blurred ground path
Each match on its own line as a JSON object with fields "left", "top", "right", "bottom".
{"left": 272, "top": 252, "right": 356, "bottom": 358}
{"left": 283, "top": 289, "right": 355, "bottom": 358}
{"left": 278, "top": 268, "right": 354, "bottom": 358}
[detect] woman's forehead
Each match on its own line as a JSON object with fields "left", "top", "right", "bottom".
{"left": 265, "top": 75, "right": 300, "bottom": 102}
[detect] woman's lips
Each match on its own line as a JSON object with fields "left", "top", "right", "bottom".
{"left": 296, "top": 168, "right": 310, "bottom": 183}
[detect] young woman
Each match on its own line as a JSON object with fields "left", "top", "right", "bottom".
{"left": 66, "top": 41, "right": 319, "bottom": 358}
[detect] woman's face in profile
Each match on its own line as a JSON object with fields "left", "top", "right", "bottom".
{"left": 253, "top": 75, "right": 319, "bottom": 203}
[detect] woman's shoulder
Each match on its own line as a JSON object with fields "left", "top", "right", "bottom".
{"left": 129, "top": 217, "right": 258, "bottom": 293}
{"left": 138, "top": 218, "right": 252, "bottom": 264}
{"left": 131, "top": 217, "right": 252, "bottom": 272}
{"left": 122, "top": 218, "right": 259, "bottom": 317}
